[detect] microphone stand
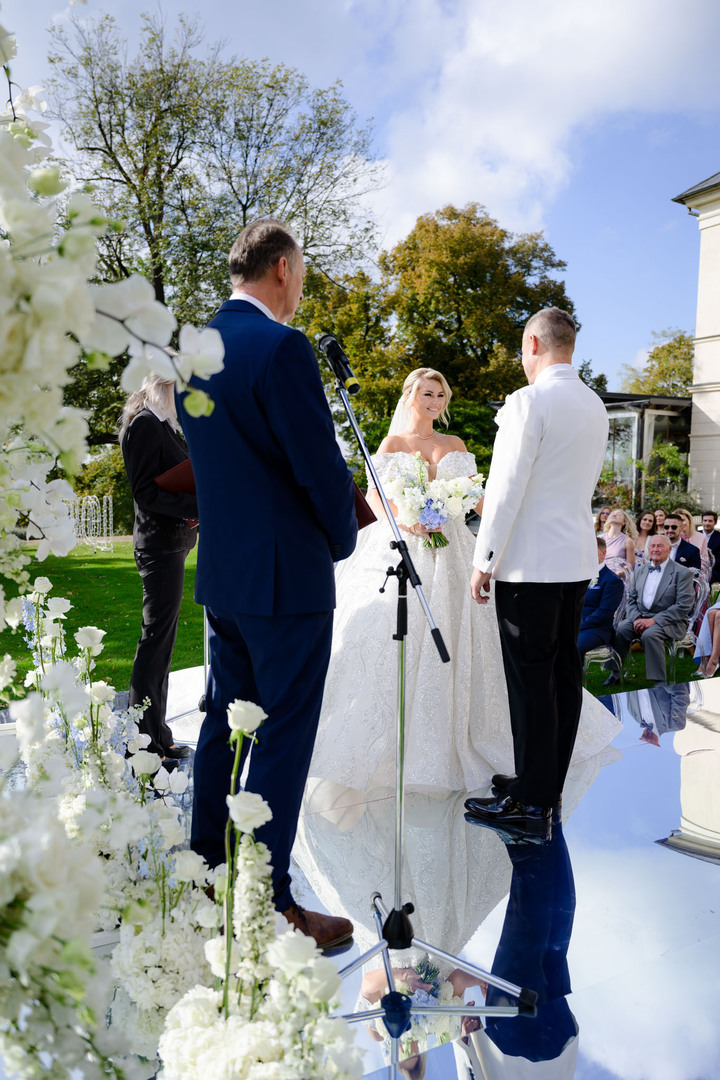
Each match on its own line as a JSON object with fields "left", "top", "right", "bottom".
{"left": 324, "top": 371, "right": 537, "bottom": 1074}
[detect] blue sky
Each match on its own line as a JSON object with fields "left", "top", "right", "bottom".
{"left": 4, "top": 0, "right": 720, "bottom": 389}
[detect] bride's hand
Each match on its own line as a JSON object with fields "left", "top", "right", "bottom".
{"left": 403, "top": 522, "right": 431, "bottom": 539}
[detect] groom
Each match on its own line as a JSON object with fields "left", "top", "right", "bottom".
{"left": 466, "top": 307, "right": 608, "bottom": 839}
{"left": 179, "top": 218, "right": 358, "bottom": 948}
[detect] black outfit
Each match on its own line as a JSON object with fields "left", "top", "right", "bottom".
{"left": 671, "top": 537, "right": 701, "bottom": 570}
{"left": 121, "top": 409, "right": 198, "bottom": 756}
{"left": 704, "top": 529, "right": 720, "bottom": 583}
{"left": 495, "top": 579, "right": 588, "bottom": 810}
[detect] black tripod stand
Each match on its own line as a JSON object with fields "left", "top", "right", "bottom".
{"left": 318, "top": 344, "right": 537, "bottom": 1074}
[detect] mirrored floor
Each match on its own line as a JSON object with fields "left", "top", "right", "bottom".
{"left": 291, "top": 678, "right": 720, "bottom": 1079}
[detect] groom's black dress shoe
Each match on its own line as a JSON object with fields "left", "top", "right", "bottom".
{"left": 464, "top": 795, "right": 552, "bottom": 841}
{"left": 602, "top": 674, "right": 620, "bottom": 687}
{"left": 491, "top": 773, "right": 517, "bottom": 793}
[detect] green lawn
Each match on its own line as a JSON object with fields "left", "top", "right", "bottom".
{"left": 583, "top": 644, "right": 699, "bottom": 695}
{"left": 0, "top": 541, "right": 204, "bottom": 691}
{"left": 1, "top": 541, "right": 702, "bottom": 697}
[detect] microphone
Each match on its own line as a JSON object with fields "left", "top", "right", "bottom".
{"left": 316, "top": 333, "right": 361, "bottom": 395}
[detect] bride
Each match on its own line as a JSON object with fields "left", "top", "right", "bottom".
{"left": 309, "top": 368, "right": 619, "bottom": 792}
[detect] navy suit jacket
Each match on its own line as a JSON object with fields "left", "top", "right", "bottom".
{"left": 672, "top": 537, "right": 701, "bottom": 570}
{"left": 704, "top": 529, "right": 720, "bottom": 582}
{"left": 579, "top": 564, "right": 624, "bottom": 643}
{"left": 179, "top": 300, "right": 357, "bottom": 615}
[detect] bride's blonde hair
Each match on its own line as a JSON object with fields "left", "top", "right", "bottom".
{"left": 402, "top": 368, "right": 452, "bottom": 428}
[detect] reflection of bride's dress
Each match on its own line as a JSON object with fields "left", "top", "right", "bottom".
{"left": 310, "top": 450, "right": 621, "bottom": 791}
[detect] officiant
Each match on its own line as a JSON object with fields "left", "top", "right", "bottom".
{"left": 120, "top": 373, "right": 198, "bottom": 764}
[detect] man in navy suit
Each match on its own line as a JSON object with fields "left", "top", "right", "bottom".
{"left": 701, "top": 510, "right": 720, "bottom": 583}
{"left": 577, "top": 536, "right": 625, "bottom": 659}
{"left": 179, "top": 219, "right": 358, "bottom": 949}
{"left": 662, "top": 514, "right": 701, "bottom": 569}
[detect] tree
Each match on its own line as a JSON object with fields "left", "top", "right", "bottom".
{"left": 47, "top": 11, "right": 382, "bottom": 441}
{"left": 620, "top": 329, "right": 694, "bottom": 397}
{"left": 378, "top": 204, "right": 575, "bottom": 400}
{"left": 577, "top": 360, "right": 608, "bottom": 394}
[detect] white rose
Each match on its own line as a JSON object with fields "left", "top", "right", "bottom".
{"left": 172, "top": 849, "right": 208, "bottom": 885}
{"left": 299, "top": 955, "right": 341, "bottom": 1002}
{"left": 204, "top": 935, "right": 241, "bottom": 979}
{"left": 226, "top": 791, "right": 272, "bottom": 833}
{"left": 266, "top": 928, "right": 319, "bottom": 974}
{"left": 31, "top": 576, "right": 52, "bottom": 595}
{"left": 74, "top": 626, "right": 106, "bottom": 654}
{"left": 89, "top": 681, "right": 115, "bottom": 704}
{"left": 46, "top": 596, "right": 72, "bottom": 617}
{"left": 227, "top": 699, "right": 267, "bottom": 733}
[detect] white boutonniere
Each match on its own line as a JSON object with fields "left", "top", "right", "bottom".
{"left": 494, "top": 394, "right": 512, "bottom": 428}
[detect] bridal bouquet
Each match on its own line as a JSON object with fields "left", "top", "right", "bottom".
{"left": 384, "top": 452, "right": 484, "bottom": 549}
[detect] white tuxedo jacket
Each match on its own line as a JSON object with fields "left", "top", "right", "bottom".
{"left": 473, "top": 364, "right": 608, "bottom": 583}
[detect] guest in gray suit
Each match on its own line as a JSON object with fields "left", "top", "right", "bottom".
{"left": 606, "top": 533, "right": 694, "bottom": 686}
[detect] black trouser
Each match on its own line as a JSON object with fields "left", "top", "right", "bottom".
{"left": 495, "top": 580, "right": 588, "bottom": 808}
{"left": 129, "top": 545, "right": 192, "bottom": 756}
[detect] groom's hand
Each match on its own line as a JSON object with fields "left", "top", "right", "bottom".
{"left": 470, "top": 568, "right": 491, "bottom": 604}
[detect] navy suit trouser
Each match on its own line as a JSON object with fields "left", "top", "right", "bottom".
{"left": 191, "top": 606, "right": 333, "bottom": 912}
{"left": 495, "top": 580, "right": 588, "bottom": 808}
{"left": 577, "top": 627, "right": 610, "bottom": 659}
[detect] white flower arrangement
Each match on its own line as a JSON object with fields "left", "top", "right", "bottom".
{"left": 0, "top": 12, "right": 364, "bottom": 1077}
{"left": 157, "top": 708, "right": 364, "bottom": 1080}
{"left": 384, "top": 452, "right": 484, "bottom": 549}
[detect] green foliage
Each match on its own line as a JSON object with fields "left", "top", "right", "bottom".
{"left": 378, "top": 204, "right": 574, "bottom": 399}
{"left": 577, "top": 360, "right": 608, "bottom": 393}
{"left": 298, "top": 205, "right": 576, "bottom": 469}
{"left": 620, "top": 329, "right": 694, "bottom": 397}
{"left": 593, "top": 466, "right": 633, "bottom": 510}
{"left": 635, "top": 440, "right": 701, "bottom": 513}
{"left": 48, "top": 11, "right": 382, "bottom": 440}
{"left": 73, "top": 445, "right": 134, "bottom": 535}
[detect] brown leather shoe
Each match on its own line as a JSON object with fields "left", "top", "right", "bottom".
{"left": 282, "top": 902, "right": 354, "bottom": 950}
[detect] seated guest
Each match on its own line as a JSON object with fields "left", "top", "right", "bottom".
{"left": 694, "top": 599, "right": 720, "bottom": 677}
{"left": 634, "top": 509, "right": 656, "bottom": 561}
{"left": 578, "top": 536, "right": 625, "bottom": 659}
{"left": 654, "top": 507, "right": 667, "bottom": 530}
{"left": 594, "top": 506, "right": 610, "bottom": 535}
{"left": 662, "top": 513, "right": 701, "bottom": 569}
{"left": 605, "top": 533, "right": 695, "bottom": 686}
{"left": 603, "top": 508, "right": 636, "bottom": 566}
{"left": 674, "top": 506, "right": 708, "bottom": 563}
{"left": 701, "top": 510, "right": 720, "bottom": 584}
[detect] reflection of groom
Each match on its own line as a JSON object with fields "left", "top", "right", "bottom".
{"left": 466, "top": 308, "right": 608, "bottom": 838}
{"left": 179, "top": 219, "right": 358, "bottom": 948}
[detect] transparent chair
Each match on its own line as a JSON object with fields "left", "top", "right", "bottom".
{"left": 668, "top": 569, "right": 710, "bottom": 683}
{"left": 582, "top": 570, "right": 630, "bottom": 689}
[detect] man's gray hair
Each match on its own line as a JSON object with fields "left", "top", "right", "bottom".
{"left": 229, "top": 218, "right": 301, "bottom": 287}
{"left": 652, "top": 533, "right": 672, "bottom": 548}
{"left": 525, "top": 307, "right": 576, "bottom": 352}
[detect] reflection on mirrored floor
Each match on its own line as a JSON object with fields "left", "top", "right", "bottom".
{"left": 292, "top": 679, "right": 720, "bottom": 1079}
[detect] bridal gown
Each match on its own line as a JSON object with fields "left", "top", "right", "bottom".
{"left": 309, "top": 450, "right": 621, "bottom": 793}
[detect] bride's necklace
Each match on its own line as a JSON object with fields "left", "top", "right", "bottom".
{"left": 406, "top": 430, "right": 436, "bottom": 440}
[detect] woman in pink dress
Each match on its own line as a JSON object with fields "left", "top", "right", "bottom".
{"left": 602, "top": 508, "right": 636, "bottom": 567}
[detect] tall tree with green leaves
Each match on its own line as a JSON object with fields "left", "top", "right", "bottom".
{"left": 620, "top": 329, "right": 694, "bottom": 397}
{"left": 378, "top": 204, "right": 575, "bottom": 400}
{"left": 47, "top": 10, "right": 382, "bottom": 446}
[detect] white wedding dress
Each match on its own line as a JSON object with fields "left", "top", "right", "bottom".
{"left": 309, "top": 450, "right": 621, "bottom": 792}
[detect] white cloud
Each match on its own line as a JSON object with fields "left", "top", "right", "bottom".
{"left": 363, "top": 0, "right": 720, "bottom": 242}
